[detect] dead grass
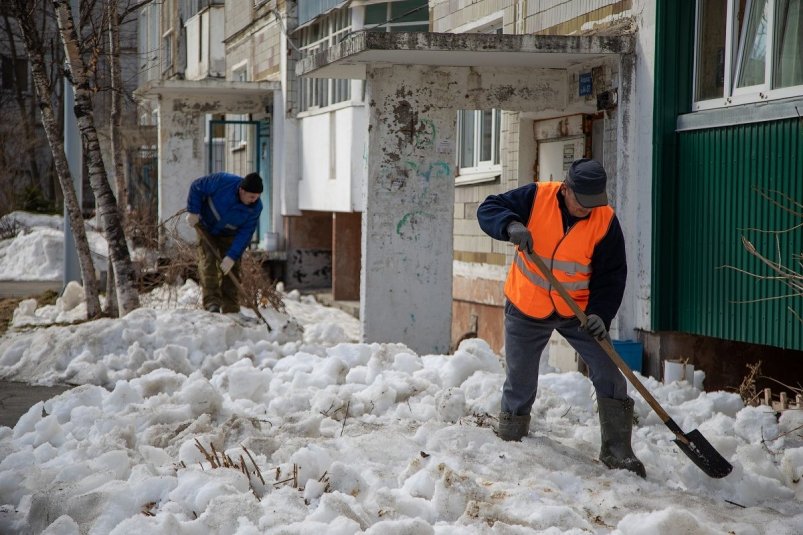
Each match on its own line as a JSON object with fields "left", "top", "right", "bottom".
{"left": 0, "top": 218, "right": 26, "bottom": 241}
{"left": 137, "top": 210, "right": 284, "bottom": 313}
{"left": 0, "top": 290, "right": 59, "bottom": 336}
{"left": 193, "top": 439, "right": 302, "bottom": 501}
{"left": 738, "top": 361, "right": 763, "bottom": 406}
{"left": 0, "top": 298, "right": 20, "bottom": 336}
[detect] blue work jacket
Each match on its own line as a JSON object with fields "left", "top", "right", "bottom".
{"left": 186, "top": 172, "right": 262, "bottom": 261}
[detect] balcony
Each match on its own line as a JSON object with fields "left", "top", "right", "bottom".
{"left": 184, "top": 5, "right": 225, "bottom": 81}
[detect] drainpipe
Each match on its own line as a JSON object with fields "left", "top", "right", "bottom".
{"left": 63, "top": 0, "right": 82, "bottom": 287}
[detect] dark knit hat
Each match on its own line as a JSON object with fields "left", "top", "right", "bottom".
{"left": 565, "top": 158, "right": 608, "bottom": 208}
{"left": 240, "top": 173, "right": 263, "bottom": 194}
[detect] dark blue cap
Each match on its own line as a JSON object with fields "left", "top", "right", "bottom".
{"left": 565, "top": 158, "right": 608, "bottom": 208}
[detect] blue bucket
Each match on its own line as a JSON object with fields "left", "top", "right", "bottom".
{"left": 612, "top": 340, "right": 643, "bottom": 373}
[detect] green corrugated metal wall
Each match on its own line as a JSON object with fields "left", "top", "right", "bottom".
{"left": 676, "top": 120, "right": 803, "bottom": 349}
{"left": 653, "top": 0, "right": 694, "bottom": 332}
{"left": 655, "top": 0, "right": 803, "bottom": 350}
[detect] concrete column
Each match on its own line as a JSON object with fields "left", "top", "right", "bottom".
{"left": 614, "top": 51, "right": 642, "bottom": 340}
{"left": 361, "top": 65, "right": 457, "bottom": 355}
{"left": 157, "top": 99, "right": 206, "bottom": 243}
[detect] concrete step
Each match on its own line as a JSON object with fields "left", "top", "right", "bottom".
{"left": 308, "top": 291, "right": 360, "bottom": 319}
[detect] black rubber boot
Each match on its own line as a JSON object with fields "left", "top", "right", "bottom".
{"left": 496, "top": 412, "right": 531, "bottom": 441}
{"left": 598, "top": 397, "right": 646, "bottom": 478}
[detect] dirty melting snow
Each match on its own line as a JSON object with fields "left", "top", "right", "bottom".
{"left": 0, "top": 282, "right": 801, "bottom": 533}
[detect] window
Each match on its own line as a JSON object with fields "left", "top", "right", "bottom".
{"left": 364, "top": 0, "right": 429, "bottom": 32}
{"left": 137, "top": 3, "right": 161, "bottom": 84}
{"left": 162, "top": 30, "right": 173, "bottom": 73}
{"left": 693, "top": 0, "right": 803, "bottom": 109}
{"left": 230, "top": 67, "right": 249, "bottom": 146}
{"left": 298, "top": 8, "right": 352, "bottom": 112}
{"left": 456, "top": 109, "right": 501, "bottom": 183}
{"left": 774, "top": 0, "right": 803, "bottom": 88}
{"left": 1, "top": 56, "right": 29, "bottom": 93}
{"left": 180, "top": 0, "right": 224, "bottom": 20}
{"left": 455, "top": 23, "right": 502, "bottom": 184}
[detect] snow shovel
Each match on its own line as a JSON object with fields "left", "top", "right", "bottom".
{"left": 522, "top": 250, "right": 732, "bottom": 479}
{"left": 194, "top": 224, "right": 272, "bottom": 332}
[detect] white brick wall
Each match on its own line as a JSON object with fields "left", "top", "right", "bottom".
{"left": 440, "top": 0, "right": 630, "bottom": 268}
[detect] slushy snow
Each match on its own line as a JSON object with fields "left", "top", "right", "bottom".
{"left": 0, "top": 214, "right": 801, "bottom": 534}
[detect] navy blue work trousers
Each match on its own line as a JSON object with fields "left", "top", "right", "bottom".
{"left": 501, "top": 301, "right": 628, "bottom": 416}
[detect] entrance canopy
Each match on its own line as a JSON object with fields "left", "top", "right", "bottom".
{"left": 295, "top": 31, "right": 633, "bottom": 355}
{"left": 134, "top": 79, "right": 278, "bottom": 112}
{"left": 133, "top": 79, "right": 279, "bottom": 244}
{"left": 297, "top": 31, "right": 633, "bottom": 79}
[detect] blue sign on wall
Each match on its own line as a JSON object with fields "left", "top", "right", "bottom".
{"left": 579, "top": 73, "right": 593, "bottom": 96}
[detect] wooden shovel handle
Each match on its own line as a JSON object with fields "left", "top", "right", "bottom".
{"left": 521, "top": 249, "right": 673, "bottom": 424}
{"left": 194, "top": 224, "right": 272, "bottom": 332}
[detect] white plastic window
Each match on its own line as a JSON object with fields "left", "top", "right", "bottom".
{"left": 455, "top": 110, "right": 502, "bottom": 184}
{"left": 455, "top": 25, "right": 502, "bottom": 184}
{"left": 299, "top": 8, "right": 352, "bottom": 112}
{"left": 230, "top": 66, "right": 249, "bottom": 147}
{"left": 693, "top": 0, "right": 803, "bottom": 110}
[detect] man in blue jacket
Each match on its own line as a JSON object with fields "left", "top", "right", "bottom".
{"left": 186, "top": 172, "right": 263, "bottom": 313}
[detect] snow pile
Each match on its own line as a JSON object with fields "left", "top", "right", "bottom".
{"left": 0, "top": 217, "right": 801, "bottom": 533}
{"left": 0, "top": 211, "right": 107, "bottom": 280}
{"left": 0, "top": 287, "right": 800, "bottom": 533}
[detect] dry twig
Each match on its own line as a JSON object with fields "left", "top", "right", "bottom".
{"left": 718, "top": 187, "right": 803, "bottom": 321}
{"left": 737, "top": 361, "right": 762, "bottom": 406}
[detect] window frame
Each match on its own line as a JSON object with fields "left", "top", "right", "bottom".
{"left": 693, "top": 0, "right": 803, "bottom": 111}
{"left": 298, "top": 8, "right": 352, "bottom": 113}
{"left": 363, "top": 1, "right": 430, "bottom": 33}
{"left": 1, "top": 55, "right": 30, "bottom": 93}
{"left": 162, "top": 28, "right": 174, "bottom": 74}
{"left": 230, "top": 63, "right": 249, "bottom": 148}
{"left": 455, "top": 21, "right": 503, "bottom": 185}
{"left": 456, "top": 109, "right": 502, "bottom": 185}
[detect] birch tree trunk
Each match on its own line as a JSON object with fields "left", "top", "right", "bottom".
{"left": 11, "top": 0, "right": 101, "bottom": 319}
{"left": 52, "top": 0, "right": 140, "bottom": 314}
{"left": 108, "top": 3, "right": 127, "bottom": 214}
{"left": 104, "top": 1, "right": 124, "bottom": 317}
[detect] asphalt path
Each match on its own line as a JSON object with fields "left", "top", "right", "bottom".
{"left": 0, "top": 280, "right": 62, "bottom": 299}
{"left": 0, "top": 381, "right": 71, "bottom": 429}
{"left": 0, "top": 281, "right": 71, "bottom": 429}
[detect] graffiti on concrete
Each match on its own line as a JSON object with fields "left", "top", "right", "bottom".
{"left": 414, "top": 118, "right": 437, "bottom": 149}
{"left": 395, "top": 210, "right": 435, "bottom": 240}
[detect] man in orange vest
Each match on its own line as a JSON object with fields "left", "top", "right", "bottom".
{"left": 477, "top": 158, "right": 645, "bottom": 477}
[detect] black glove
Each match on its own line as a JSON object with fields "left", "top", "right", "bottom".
{"left": 584, "top": 314, "right": 608, "bottom": 340}
{"left": 507, "top": 221, "right": 533, "bottom": 253}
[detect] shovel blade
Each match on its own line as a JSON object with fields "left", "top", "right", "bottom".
{"left": 673, "top": 429, "right": 733, "bottom": 479}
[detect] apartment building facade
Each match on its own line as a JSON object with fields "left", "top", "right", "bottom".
{"left": 136, "top": 0, "right": 802, "bottom": 385}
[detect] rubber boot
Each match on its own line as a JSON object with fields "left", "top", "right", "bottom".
{"left": 598, "top": 397, "right": 646, "bottom": 478}
{"left": 496, "top": 412, "right": 531, "bottom": 442}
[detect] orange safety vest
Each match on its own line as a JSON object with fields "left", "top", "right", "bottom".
{"left": 504, "top": 182, "right": 615, "bottom": 319}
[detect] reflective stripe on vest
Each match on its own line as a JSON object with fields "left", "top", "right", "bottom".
{"left": 504, "top": 182, "right": 614, "bottom": 319}
{"left": 512, "top": 254, "right": 590, "bottom": 291}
